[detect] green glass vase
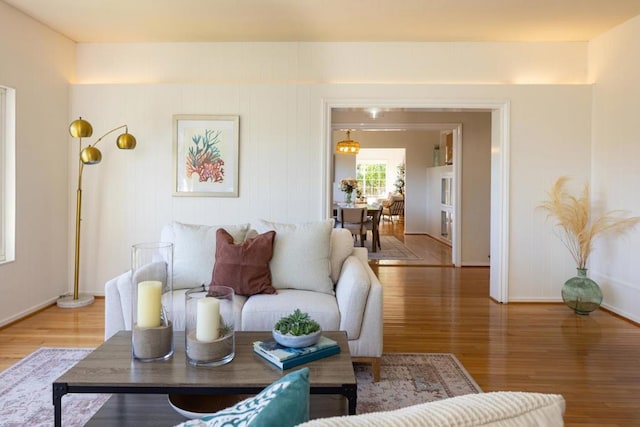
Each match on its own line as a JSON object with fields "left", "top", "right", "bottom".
{"left": 344, "top": 191, "right": 353, "bottom": 205}
{"left": 562, "top": 268, "right": 602, "bottom": 315}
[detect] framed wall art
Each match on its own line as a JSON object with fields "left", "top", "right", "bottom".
{"left": 173, "top": 115, "right": 239, "bottom": 197}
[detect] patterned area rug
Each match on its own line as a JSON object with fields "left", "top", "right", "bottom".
{"left": 355, "top": 353, "right": 482, "bottom": 414}
{"left": 0, "top": 349, "right": 480, "bottom": 424}
{"left": 0, "top": 348, "right": 111, "bottom": 427}
{"left": 363, "top": 236, "right": 422, "bottom": 260}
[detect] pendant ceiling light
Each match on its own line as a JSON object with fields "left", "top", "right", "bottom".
{"left": 335, "top": 130, "right": 360, "bottom": 154}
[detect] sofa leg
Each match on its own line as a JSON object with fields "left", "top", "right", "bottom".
{"left": 352, "top": 356, "right": 381, "bottom": 382}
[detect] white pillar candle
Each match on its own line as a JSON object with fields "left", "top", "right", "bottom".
{"left": 196, "top": 297, "right": 220, "bottom": 342}
{"left": 137, "top": 280, "right": 162, "bottom": 328}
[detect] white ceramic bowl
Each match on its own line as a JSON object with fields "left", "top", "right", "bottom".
{"left": 272, "top": 329, "right": 322, "bottom": 348}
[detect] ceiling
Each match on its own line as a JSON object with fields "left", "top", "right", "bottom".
{"left": 4, "top": 0, "right": 640, "bottom": 43}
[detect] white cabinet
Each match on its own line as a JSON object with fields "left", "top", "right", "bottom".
{"left": 426, "top": 165, "right": 453, "bottom": 244}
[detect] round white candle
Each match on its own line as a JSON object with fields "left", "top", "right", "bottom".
{"left": 196, "top": 297, "right": 220, "bottom": 342}
{"left": 137, "top": 280, "right": 162, "bottom": 328}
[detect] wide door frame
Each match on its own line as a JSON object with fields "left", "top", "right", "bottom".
{"left": 322, "top": 98, "right": 510, "bottom": 303}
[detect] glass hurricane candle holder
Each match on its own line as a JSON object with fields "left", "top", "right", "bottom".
{"left": 185, "top": 285, "right": 235, "bottom": 367}
{"left": 131, "top": 242, "right": 174, "bottom": 362}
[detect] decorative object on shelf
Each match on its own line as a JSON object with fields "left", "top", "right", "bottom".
{"left": 173, "top": 115, "right": 239, "bottom": 197}
{"left": 185, "top": 285, "right": 235, "bottom": 366}
{"left": 340, "top": 177, "right": 358, "bottom": 205}
{"left": 57, "top": 117, "right": 137, "bottom": 309}
{"left": 445, "top": 133, "right": 454, "bottom": 165}
{"left": 539, "top": 176, "right": 640, "bottom": 314}
{"left": 394, "top": 162, "right": 405, "bottom": 195}
{"left": 335, "top": 130, "right": 360, "bottom": 154}
{"left": 131, "top": 242, "right": 174, "bottom": 361}
{"left": 433, "top": 145, "right": 440, "bottom": 166}
{"left": 272, "top": 309, "right": 321, "bottom": 348}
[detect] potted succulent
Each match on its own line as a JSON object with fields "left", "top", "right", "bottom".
{"left": 539, "top": 176, "right": 640, "bottom": 314}
{"left": 273, "top": 309, "right": 322, "bottom": 348}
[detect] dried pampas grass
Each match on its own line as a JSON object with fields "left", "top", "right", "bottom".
{"left": 539, "top": 176, "right": 640, "bottom": 269}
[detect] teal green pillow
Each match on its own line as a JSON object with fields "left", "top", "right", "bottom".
{"left": 178, "top": 367, "right": 310, "bottom": 427}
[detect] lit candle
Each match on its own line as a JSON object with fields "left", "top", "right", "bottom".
{"left": 137, "top": 281, "right": 162, "bottom": 328}
{"left": 196, "top": 297, "right": 220, "bottom": 342}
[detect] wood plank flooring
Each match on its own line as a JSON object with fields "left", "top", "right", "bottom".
{"left": 1, "top": 219, "right": 639, "bottom": 425}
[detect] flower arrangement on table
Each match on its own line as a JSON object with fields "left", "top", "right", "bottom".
{"left": 340, "top": 178, "right": 359, "bottom": 204}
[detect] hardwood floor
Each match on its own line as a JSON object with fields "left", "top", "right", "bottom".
{"left": 2, "top": 223, "right": 640, "bottom": 425}
{"left": 373, "top": 215, "right": 453, "bottom": 266}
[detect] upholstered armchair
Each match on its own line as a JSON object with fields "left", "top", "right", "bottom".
{"left": 381, "top": 196, "right": 404, "bottom": 223}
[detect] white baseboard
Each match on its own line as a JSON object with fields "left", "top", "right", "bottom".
{"left": 0, "top": 296, "right": 59, "bottom": 328}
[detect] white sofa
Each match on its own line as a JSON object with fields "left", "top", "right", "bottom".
{"left": 299, "top": 391, "right": 565, "bottom": 426}
{"left": 104, "top": 220, "right": 383, "bottom": 378}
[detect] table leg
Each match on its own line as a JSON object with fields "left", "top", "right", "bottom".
{"left": 371, "top": 212, "right": 379, "bottom": 252}
{"left": 344, "top": 383, "right": 358, "bottom": 415}
{"left": 53, "top": 383, "right": 67, "bottom": 427}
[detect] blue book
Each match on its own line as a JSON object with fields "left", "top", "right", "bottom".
{"left": 253, "top": 336, "right": 340, "bottom": 370}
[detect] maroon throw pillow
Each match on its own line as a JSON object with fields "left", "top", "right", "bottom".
{"left": 211, "top": 228, "right": 277, "bottom": 296}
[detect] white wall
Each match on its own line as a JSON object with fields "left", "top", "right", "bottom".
{"left": 75, "top": 42, "right": 587, "bottom": 84}
{"left": 70, "top": 81, "right": 591, "bottom": 305}
{"left": 589, "top": 15, "right": 640, "bottom": 322}
{"left": 0, "top": 2, "right": 75, "bottom": 325}
{"left": 1, "top": 16, "right": 620, "bottom": 322}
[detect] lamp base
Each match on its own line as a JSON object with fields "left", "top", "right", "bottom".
{"left": 56, "top": 293, "right": 95, "bottom": 308}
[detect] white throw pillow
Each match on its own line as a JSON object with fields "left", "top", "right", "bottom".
{"left": 160, "top": 221, "right": 250, "bottom": 290}
{"left": 254, "top": 219, "right": 334, "bottom": 295}
{"left": 330, "top": 228, "right": 354, "bottom": 284}
{"left": 335, "top": 256, "right": 370, "bottom": 340}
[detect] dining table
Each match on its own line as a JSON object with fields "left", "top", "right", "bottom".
{"left": 333, "top": 203, "right": 382, "bottom": 253}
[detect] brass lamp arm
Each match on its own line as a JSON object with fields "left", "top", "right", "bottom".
{"left": 90, "top": 124, "right": 129, "bottom": 149}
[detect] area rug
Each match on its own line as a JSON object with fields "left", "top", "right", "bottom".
{"left": 0, "top": 348, "right": 111, "bottom": 427}
{"left": 354, "top": 353, "right": 481, "bottom": 414}
{"left": 363, "top": 235, "right": 422, "bottom": 261}
{"left": 0, "top": 349, "right": 480, "bottom": 424}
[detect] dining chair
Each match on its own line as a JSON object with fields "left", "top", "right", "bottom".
{"left": 338, "top": 207, "right": 367, "bottom": 246}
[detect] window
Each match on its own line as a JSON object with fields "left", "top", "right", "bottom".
{"left": 356, "top": 161, "right": 387, "bottom": 199}
{"left": 0, "top": 86, "right": 16, "bottom": 264}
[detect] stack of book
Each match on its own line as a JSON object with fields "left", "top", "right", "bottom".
{"left": 253, "top": 336, "right": 340, "bottom": 369}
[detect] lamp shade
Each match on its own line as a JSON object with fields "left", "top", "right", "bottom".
{"left": 336, "top": 130, "right": 360, "bottom": 154}
{"left": 69, "top": 118, "right": 93, "bottom": 138}
{"left": 80, "top": 146, "right": 102, "bottom": 164}
{"left": 117, "top": 132, "right": 137, "bottom": 149}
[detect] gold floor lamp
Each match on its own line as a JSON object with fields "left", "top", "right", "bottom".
{"left": 57, "top": 117, "right": 137, "bottom": 308}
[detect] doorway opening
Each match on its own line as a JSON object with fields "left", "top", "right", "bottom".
{"left": 324, "top": 101, "right": 510, "bottom": 303}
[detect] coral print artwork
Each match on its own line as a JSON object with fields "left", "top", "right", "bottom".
{"left": 173, "top": 115, "right": 239, "bottom": 197}
{"left": 186, "top": 129, "right": 225, "bottom": 183}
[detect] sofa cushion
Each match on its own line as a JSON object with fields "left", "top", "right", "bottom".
{"left": 335, "top": 256, "right": 370, "bottom": 340}
{"left": 254, "top": 219, "right": 333, "bottom": 295}
{"left": 160, "top": 221, "right": 250, "bottom": 290}
{"left": 297, "top": 392, "right": 565, "bottom": 427}
{"left": 241, "top": 289, "right": 340, "bottom": 332}
{"left": 211, "top": 228, "right": 277, "bottom": 296}
{"left": 330, "top": 228, "right": 354, "bottom": 284}
{"left": 178, "top": 368, "right": 310, "bottom": 427}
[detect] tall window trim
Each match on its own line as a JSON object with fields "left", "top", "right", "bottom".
{"left": 0, "top": 86, "right": 16, "bottom": 265}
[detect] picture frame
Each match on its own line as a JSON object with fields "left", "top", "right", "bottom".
{"left": 173, "top": 115, "right": 239, "bottom": 197}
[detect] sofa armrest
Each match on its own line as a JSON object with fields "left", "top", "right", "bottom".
{"left": 104, "top": 271, "right": 131, "bottom": 340}
{"left": 335, "top": 253, "right": 383, "bottom": 358}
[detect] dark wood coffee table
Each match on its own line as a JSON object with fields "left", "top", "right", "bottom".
{"left": 53, "top": 330, "right": 356, "bottom": 426}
